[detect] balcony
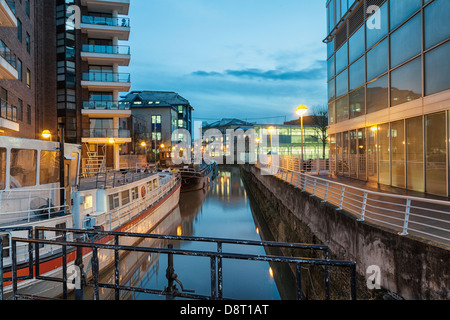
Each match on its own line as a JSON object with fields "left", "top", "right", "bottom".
{"left": 0, "top": 40, "right": 18, "bottom": 80}
{"left": 80, "top": 0, "right": 130, "bottom": 15}
{"left": 0, "top": 98, "right": 19, "bottom": 131}
{"left": 0, "top": 0, "right": 17, "bottom": 27}
{"left": 82, "top": 100, "right": 131, "bottom": 117}
{"left": 81, "top": 128, "right": 131, "bottom": 144}
{"left": 81, "top": 15, "right": 130, "bottom": 41}
{"left": 81, "top": 71, "right": 131, "bottom": 92}
{"left": 81, "top": 44, "right": 130, "bottom": 66}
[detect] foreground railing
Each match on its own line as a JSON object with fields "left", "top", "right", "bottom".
{"left": 256, "top": 161, "right": 450, "bottom": 246}
{"left": 3, "top": 227, "right": 357, "bottom": 300}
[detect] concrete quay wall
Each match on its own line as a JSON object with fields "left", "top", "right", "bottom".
{"left": 241, "top": 165, "right": 449, "bottom": 300}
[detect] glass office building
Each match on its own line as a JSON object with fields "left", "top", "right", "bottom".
{"left": 326, "top": 0, "right": 450, "bottom": 196}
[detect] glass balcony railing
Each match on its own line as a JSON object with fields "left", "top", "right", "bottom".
{"left": 82, "top": 44, "right": 130, "bottom": 55}
{"left": 0, "top": 40, "right": 17, "bottom": 69}
{"left": 81, "top": 16, "right": 130, "bottom": 28}
{"left": 82, "top": 72, "right": 130, "bottom": 83}
{"left": 0, "top": 98, "right": 17, "bottom": 122}
{"left": 83, "top": 101, "right": 131, "bottom": 110}
{"left": 82, "top": 128, "right": 131, "bottom": 138}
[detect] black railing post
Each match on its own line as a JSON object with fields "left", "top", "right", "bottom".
{"left": 210, "top": 256, "right": 217, "bottom": 300}
{"left": 62, "top": 231, "right": 67, "bottom": 299}
{"left": 296, "top": 263, "right": 303, "bottom": 300}
{"left": 217, "top": 242, "right": 223, "bottom": 300}
{"left": 92, "top": 247, "right": 99, "bottom": 300}
{"left": 0, "top": 237, "right": 3, "bottom": 300}
{"left": 34, "top": 228, "right": 40, "bottom": 278}
{"left": 11, "top": 239, "right": 17, "bottom": 300}
{"left": 114, "top": 234, "right": 120, "bottom": 300}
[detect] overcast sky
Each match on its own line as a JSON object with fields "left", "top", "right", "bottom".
{"left": 126, "top": 0, "right": 327, "bottom": 124}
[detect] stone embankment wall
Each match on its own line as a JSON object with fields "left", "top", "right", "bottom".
{"left": 241, "top": 165, "right": 449, "bottom": 300}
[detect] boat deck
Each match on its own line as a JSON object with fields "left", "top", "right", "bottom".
{"left": 79, "top": 170, "right": 157, "bottom": 191}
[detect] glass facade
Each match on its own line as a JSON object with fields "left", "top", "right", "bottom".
{"left": 326, "top": 0, "right": 450, "bottom": 196}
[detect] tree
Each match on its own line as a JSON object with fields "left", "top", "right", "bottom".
{"left": 311, "top": 105, "right": 329, "bottom": 159}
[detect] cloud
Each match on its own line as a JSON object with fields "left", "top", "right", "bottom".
{"left": 191, "top": 62, "right": 326, "bottom": 82}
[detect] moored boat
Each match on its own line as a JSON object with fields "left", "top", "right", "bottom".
{"left": 0, "top": 136, "right": 181, "bottom": 299}
{"left": 178, "top": 161, "right": 216, "bottom": 192}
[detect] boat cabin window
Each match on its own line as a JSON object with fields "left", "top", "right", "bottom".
{"left": 121, "top": 190, "right": 130, "bottom": 206}
{"left": 153, "top": 179, "right": 158, "bottom": 189}
{"left": 131, "top": 186, "right": 139, "bottom": 201}
{"left": 1, "top": 234, "right": 9, "bottom": 258}
{"left": 147, "top": 181, "right": 153, "bottom": 192}
{"left": 10, "top": 149, "right": 37, "bottom": 188}
{"left": 40, "top": 151, "right": 60, "bottom": 185}
{"left": 108, "top": 193, "right": 120, "bottom": 210}
{"left": 0, "top": 148, "right": 5, "bottom": 190}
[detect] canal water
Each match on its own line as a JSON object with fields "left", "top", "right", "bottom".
{"left": 84, "top": 166, "right": 296, "bottom": 300}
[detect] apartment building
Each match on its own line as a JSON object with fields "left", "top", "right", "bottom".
{"left": 326, "top": 0, "right": 450, "bottom": 196}
{"left": 0, "top": 0, "right": 36, "bottom": 138}
{"left": 56, "top": 0, "right": 132, "bottom": 170}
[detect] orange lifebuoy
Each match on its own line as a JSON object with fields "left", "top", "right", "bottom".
{"left": 141, "top": 186, "right": 147, "bottom": 198}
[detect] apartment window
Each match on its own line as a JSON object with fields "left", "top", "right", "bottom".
{"left": 327, "top": 55, "right": 335, "bottom": 80}
{"left": 336, "top": 95, "right": 349, "bottom": 123}
{"left": 17, "top": 99, "right": 23, "bottom": 121}
{"left": 26, "top": 105, "right": 31, "bottom": 124}
{"left": 391, "top": 120, "right": 405, "bottom": 189}
{"left": 17, "top": 59, "right": 22, "bottom": 81}
{"left": 328, "top": 102, "right": 335, "bottom": 125}
{"left": 26, "top": 69, "right": 31, "bottom": 88}
{"left": 335, "top": 42, "right": 348, "bottom": 73}
{"left": 17, "top": 19, "right": 22, "bottom": 42}
{"left": 26, "top": 33, "right": 30, "bottom": 53}
{"left": 378, "top": 123, "right": 390, "bottom": 186}
{"left": 336, "top": 69, "right": 348, "bottom": 98}
{"left": 349, "top": 86, "right": 365, "bottom": 119}
{"left": 25, "top": 0, "right": 30, "bottom": 17}
{"left": 328, "top": 78, "right": 335, "bottom": 102}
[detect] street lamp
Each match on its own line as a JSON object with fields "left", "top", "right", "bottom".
{"left": 296, "top": 105, "right": 308, "bottom": 172}
{"left": 42, "top": 130, "right": 52, "bottom": 140}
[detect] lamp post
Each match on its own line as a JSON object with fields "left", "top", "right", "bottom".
{"left": 296, "top": 105, "right": 308, "bottom": 172}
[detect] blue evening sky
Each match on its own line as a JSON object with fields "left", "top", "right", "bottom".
{"left": 126, "top": 0, "right": 327, "bottom": 124}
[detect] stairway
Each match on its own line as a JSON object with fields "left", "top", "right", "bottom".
{"left": 82, "top": 145, "right": 106, "bottom": 177}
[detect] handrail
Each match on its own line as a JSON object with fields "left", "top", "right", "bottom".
{"left": 256, "top": 159, "right": 450, "bottom": 246}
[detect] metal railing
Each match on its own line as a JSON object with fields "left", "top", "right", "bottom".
{"left": 79, "top": 167, "right": 158, "bottom": 190}
{"left": 81, "top": 44, "right": 130, "bottom": 55}
{"left": 0, "top": 187, "right": 67, "bottom": 226}
{"left": 4, "top": 227, "right": 357, "bottom": 300}
{"left": 0, "top": 98, "right": 17, "bottom": 122}
{"left": 82, "top": 100, "right": 130, "bottom": 110}
{"left": 82, "top": 72, "right": 130, "bottom": 83}
{"left": 257, "top": 157, "right": 450, "bottom": 247}
{"left": 0, "top": 40, "right": 16, "bottom": 69}
{"left": 81, "top": 128, "right": 130, "bottom": 138}
{"left": 81, "top": 16, "right": 130, "bottom": 28}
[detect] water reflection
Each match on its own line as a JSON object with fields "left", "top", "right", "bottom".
{"left": 80, "top": 166, "right": 295, "bottom": 300}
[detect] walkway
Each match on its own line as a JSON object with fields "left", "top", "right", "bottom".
{"left": 262, "top": 165, "right": 450, "bottom": 248}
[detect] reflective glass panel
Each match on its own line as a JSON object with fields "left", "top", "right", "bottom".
{"left": 391, "top": 58, "right": 422, "bottom": 107}
{"left": 328, "top": 55, "right": 335, "bottom": 80}
{"left": 336, "top": 42, "right": 348, "bottom": 73}
{"left": 425, "top": 41, "right": 450, "bottom": 96}
{"left": 366, "top": 2, "right": 388, "bottom": 49}
{"left": 425, "top": 112, "right": 447, "bottom": 196}
{"left": 390, "top": 0, "right": 421, "bottom": 31}
{"left": 367, "top": 74, "right": 388, "bottom": 114}
{"left": 336, "top": 95, "right": 349, "bottom": 123}
{"left": 328, "top": 78, "right": 336, "bottom": 102}
{"left": 349, "top": 25, "right": 365, "bottom": 63}
{"left": 367, "top": 38, "right": 388, "bottom": 81}
{"left": 391, "top": 120, "right": 405, "bottom": 188}
{"left": 378, "top": 123, "right": 390, "bottom": 185}
{"left": 349, "top": 86, "right": 365, "bottom": 119}
{"left": 424, "top": 0, "right": 450, "bottom": 49}
{"left": 336, "top": 69, "right": 348, "bottom": 98}
{"left": 349, "top": 56, "right": 365, "bottom": 91}
{"left": 390, "top": 13, "right": 421, "bottom": 68}
{"left": 406, "top": 116, "right": 424, "bottom": 192}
